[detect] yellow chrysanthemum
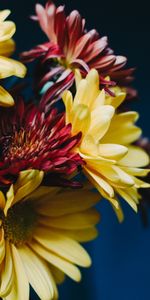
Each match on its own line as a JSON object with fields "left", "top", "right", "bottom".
{"left": 63, "top": 69, "right": 150, "bottom": 221}
{"left": 0, "top": 10, "right": 26, "bottom": 107}
{"left": 0, "top": 169, "right": 100, "bottom": 300}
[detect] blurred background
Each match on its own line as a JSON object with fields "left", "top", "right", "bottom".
{"left": 1, "top": 0, "right": 150, "bottom": 299}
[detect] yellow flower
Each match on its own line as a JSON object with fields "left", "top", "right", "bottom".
{"left": 0, "top": 169, "right": 100, "bottom": 299}
{"left": 63, "top": 69, "right": 150, "bottom": 221}
{"left": 0, "top": 10, "right": 26, "bottom": 107}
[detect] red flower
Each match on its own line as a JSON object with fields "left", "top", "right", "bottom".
{"left": 21, "top": 1, "right": 135, "bottom": 108}
{"left": 0, "top": 98, "right": 82, "bottom": 187}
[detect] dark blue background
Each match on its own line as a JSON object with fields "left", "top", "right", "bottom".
{"left": 1, "top": 0, "right": 150, "bottom": 299}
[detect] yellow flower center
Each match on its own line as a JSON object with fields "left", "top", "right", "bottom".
{"left": 0, "top": 201, "right": 37, "bottom": 246}
{"left": 58, "top": 57, "right": 72, "bottom": 70}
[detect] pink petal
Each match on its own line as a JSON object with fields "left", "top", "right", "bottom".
{"left": 72, "top": 29, "right": 96, "bottom": 59}
{"left": 81, "top": 36, "right": 108, "bottom": 62}
{"left": 89, "top": 54, "right": 116, "bottom": 70}
{"left": 66, "top": 10, "right": 83, "bottom": 56}
{"left": 108, "top": 55, "right": 127, "bottom": 72}
{"left": 45, "top": 1, "right": 57, "bottom": 42}
{"left": 70, "top": 58, "right": 90, "bottom": 72}
{"left": 35, "top": 4, "right": 49, "bottom": 36}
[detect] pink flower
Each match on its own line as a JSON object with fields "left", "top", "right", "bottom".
{"left": 21, "top": 1, "right": 135, "bottom": 108}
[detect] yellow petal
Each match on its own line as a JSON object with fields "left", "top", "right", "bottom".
{"left": 0, "top": 56, "right": 26, "bottom": 79}
{"left": 90, "top": 105, "right": 115, "bottom": 142}
{"left": 71, "top": 104, "right": 91, "bottom": 135}
{"left": 62, "top": 90, "right": 73, "bottom": 124}
{"left": 74, "top": 79, "right": 88, "bottom": 106}
{"left": 30, "top": 240, "right": 82, "bottom": 282}
{"left": 6, "top": 245, "right": 29, "bottom": 300}
{"left": 119, "top": 146, "right": 149, "bottom": 167}
{"left": 14, "top": 170, "right": 44, "bottom": 205}
{"left": 83, "top": 69, "right": 100, "bottom": 108}
{"left": 34, "top": 227, "right": 91, "bottom": 267}
{"left": 0, "top": 191, "right": 5, "bottom": 209}
{"left": 101, "top": 112, "right": 141, "bottom": 145}
{"left": 27, "top": 186, "right": 59, "bottom": 203}
{"left": 0, "top": 10, "right": 11, "bottom": 22}
{"left": 100, "top": 188, "right": 120, "bottom": 209}
{"left": 98, "top": 144, "right": 128, "bottom": 160}
{"left": 0, "top": 242, "right": 13, "bottom": 297}
{"left": 87, "top": 163, "right": 120, "bottom": 183}
{"left": 84, "top": 166, "right": 115, "bottom": 198}
{"left": 0, "top": 21, "right": 16, "bottom": 42}
{"left": 0, "top": 39, "right": 15, "bottom": 57}
{"left": 92, "top": 89, "right": 106, "bottom": 109}
{"left": 36, "top": 188, "right": 100, "bottom": 217}
{"left": 0, "top": 229, "right": 5, "bottom": 264}
{"left": 80, "top": 151, "right": 116, "bottom": 165}
{"left": 19, "top": 246, "right": 56, "bottom": 300}
{"left": 121, "top": 167, "right": 150, "bottom": 177}
{"left": 53, "top": 227, "right": 99, "bottom": 242}
{"left": 0, "top": 86, "right": 14, "bottom": 107}
{"left": 116, "top": 187, "right": 139, "bottom": 212}
{"left": 75, "top": 69, "right": 82, "bottom": 88}
{"left": 106, "top": 92, "right": 126, "bottom": 109}
{"left": 111, "top": 165, "right": 135, "bottom": 187}
{"left": 50, "top": 265, "right": 65, "bottom": 285}
{"left": 133, "top": 177, "right": 150, "bottom": 188}
{"left": 111, "top": 201, "right": 124, "bottom": 223}
{"left": 39, "top": 208, "right": 100, "bottom": 230}
{"left": 80, "top": 135, "right": 98, "bottom": 156}
{"left": 4, "top": 184, "right": 14, "bottom": 216}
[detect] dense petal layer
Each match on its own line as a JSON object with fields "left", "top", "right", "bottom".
{"left": 5, "top": 245, "right": 29, "bottom": 300}
{"left": 19, "top": 246, "right": 57, "bottom": 300}
{"left": 34, "top": 227, "right": 91, "bottom": 267}
{"left": 30, "top": 240, "right": 82, "bottom": 282}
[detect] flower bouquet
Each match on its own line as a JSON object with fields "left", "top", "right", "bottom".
{"left": 0, "top": 2, "right": 149, "bottom": 299}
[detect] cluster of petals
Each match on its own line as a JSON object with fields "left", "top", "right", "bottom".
{"left": 63, "top": 69, "right": 150, "bottom": 220}
{"left": 0, "top": 99, "right": 82, "bottom": 187}
{"left": 0, "top": 3, "right": 149, "bottom": 300}
{"left": 0, "top": 10, "right": 26, "bottom": 107}
{"left": 21, "top": 1, "right": 134, "bottom": 107}
{"left": 0, "top": 169, "right": 100, "bottom": 300}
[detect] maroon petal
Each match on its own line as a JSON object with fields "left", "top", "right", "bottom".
{"left": 40, "top": 70, "right": 74, "bottom": 110}
{"left": 55, "top": 5, "right": 66, "bottom": 49}
{"left": 89, "top": 54, "right": 116, "bottom": 70}
{"left": 21, "top": 43, "right": 50, "bottom": 63}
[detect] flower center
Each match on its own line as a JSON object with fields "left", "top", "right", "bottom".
{"left": 58, "top": 57, "right": 72, "bottom": 70}
{"left": 1, "top": 127, "right": 40, "bottom": 163}
{"left": 0, "top": 201, "right": 37, "bottom": 246}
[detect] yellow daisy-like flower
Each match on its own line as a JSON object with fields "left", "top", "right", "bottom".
{"left": 0, "top": 10, "right": 26, "bottom": 107}
{"left": 63, "top": 69, "right": 150, "bottom": 221}
{"left": 0, "top": 169, "right": 100, "bottom": 300}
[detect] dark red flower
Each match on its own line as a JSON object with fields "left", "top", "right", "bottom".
{"left": 0, "top": 98, "right": 83, "bottom": 187}
{"left": 21, "top": 1, "right": 135, "bottom": 108}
